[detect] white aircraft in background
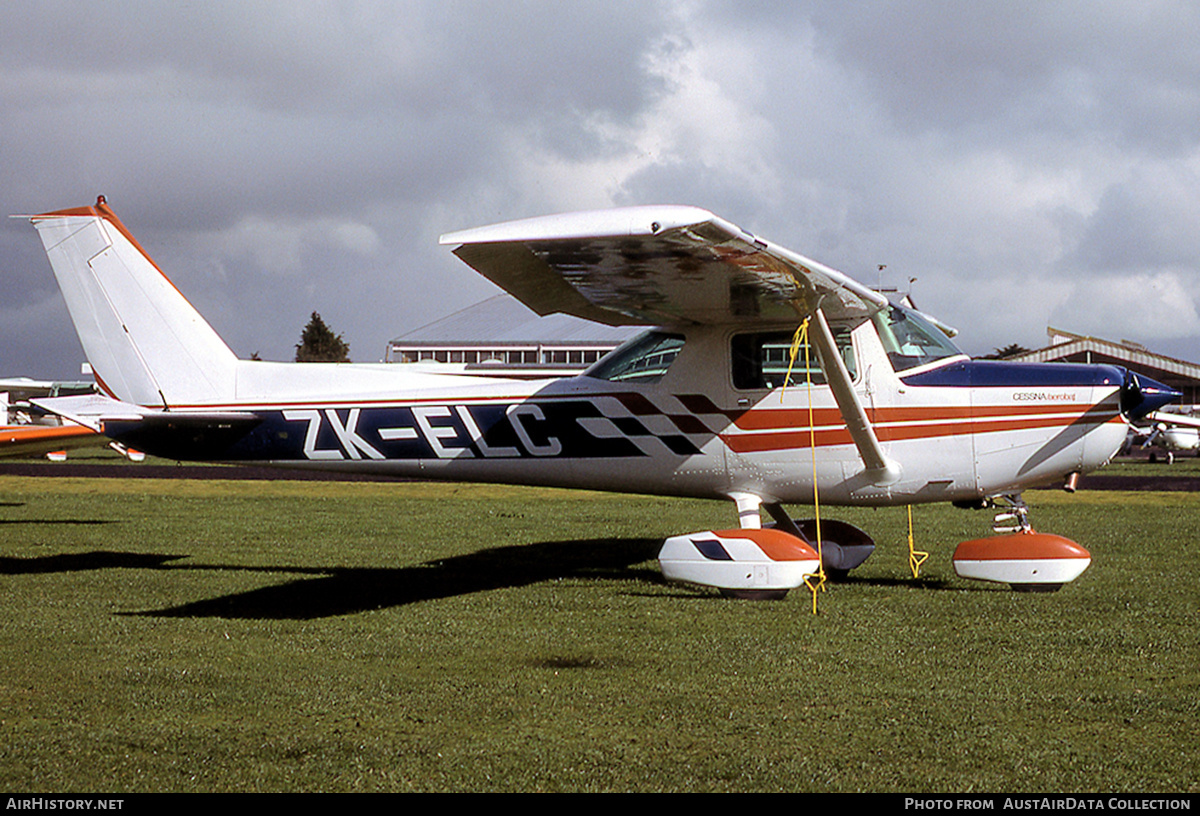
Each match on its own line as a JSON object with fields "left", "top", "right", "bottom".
{"left": 24, "top": 197, "right": 1178, "bottom": 596}
{"left": 1137, "top": 409, "right": 1200, "bottom": 463}
{"left": 1, "top": 377, "right": 97, "bottom": 459}
{"left": 0, "top": 376, "right": 143, "bottom": 461}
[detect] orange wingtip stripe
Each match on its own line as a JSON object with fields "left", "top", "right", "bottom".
{"left": 31, "top": 205, "right": 104, "bottom": 218}
{"left": 1, "top": 425, "right": 96, "bottom": 444}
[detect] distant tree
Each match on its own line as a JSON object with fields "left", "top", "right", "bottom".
{"left": 980, "top": 343, "right": 1032, "bottom": 360}
{"left": 295, "top": 312, "right": 350, "bottom": 362}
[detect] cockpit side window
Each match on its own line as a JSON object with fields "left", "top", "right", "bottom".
{"left": 731, "top": 326, "right": 856, "bottom": 390}
{"left": 871, "top": 305, "right": 963, "bottom": 372}
{"left": 586, "top": 330, "right": 685, "bottom": 383}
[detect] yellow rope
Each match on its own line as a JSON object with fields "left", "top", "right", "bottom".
{"left": 780, "top": 321, "right": 805, "bottom": 403}
{"left": 785, "top": 319, "right": 826, "bottom": 614}
{"left": 906, "top": 504, "right": 929, "bottom": 579}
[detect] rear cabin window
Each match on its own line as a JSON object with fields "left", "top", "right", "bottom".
{"left": 586, "top": 331, "right": 685, "bottom": 384}
{"left": 732, "top": 327, "right": 856, "bottom": 390}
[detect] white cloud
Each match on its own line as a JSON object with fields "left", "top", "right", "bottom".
{"left": 1049, "top": 270, "right": 1200, "bottom": 341}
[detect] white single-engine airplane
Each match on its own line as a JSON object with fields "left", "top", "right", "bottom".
{"left": 0, "top": 376, "right": 138, "bottom": 460}
{"left": 1138, "top": 410, "right": 1200, "bottom": 463}
{"left": 25, "top": 197, "right": 1179, "bottom": 596}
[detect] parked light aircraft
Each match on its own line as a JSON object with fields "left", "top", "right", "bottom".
{"left": 1138, "top": 410, "right": 1200, "bottom": 463}
{"left": 25, "top": 197, "right": 1179, "bottom": 594}
{"left": 1, "top": 377, "right": 100, "bottom": 459}
{"left": 0, "top": 422, "right": 100, "bottom": 459}
{"left": 1, "top": 377, "right": 145, "bottom": 460}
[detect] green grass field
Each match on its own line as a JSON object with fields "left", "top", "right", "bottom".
{"left": 0, "top": 474, "right": 1196, "bottom": 792}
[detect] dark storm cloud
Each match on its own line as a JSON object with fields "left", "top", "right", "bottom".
{"left": 3, "top": 0, "right": 1199, "bottom": 379}
{"left": 1, "top": 1, "right": 680, "bottom": 374}
{"left": 806, "top": 2, "right": 1200, "bottom": 154}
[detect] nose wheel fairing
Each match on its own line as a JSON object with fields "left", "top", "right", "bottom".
{"left": 952, "top": 531, "right": 1091, "bottom": 591}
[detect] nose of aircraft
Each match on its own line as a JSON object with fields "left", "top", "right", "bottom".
{"left": 1120, "top": 370, "right": 1181, "bottom": 421}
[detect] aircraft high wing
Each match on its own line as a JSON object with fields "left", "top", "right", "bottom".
{"left": 444, "top": 207, "right": 902, "bottom": 484}
{"left": 25, "top": 197, "right": 1181, "bottom": 597}
{"left": 440, "top": 205, "right": 888, "bottom": 326}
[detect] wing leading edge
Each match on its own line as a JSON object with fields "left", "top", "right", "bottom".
{"left": 439, "top": 206, "right": 887, "bottom": 326}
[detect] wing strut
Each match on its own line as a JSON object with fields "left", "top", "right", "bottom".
{"left": 809, "top": 309, "right": 901, "bottom": 486}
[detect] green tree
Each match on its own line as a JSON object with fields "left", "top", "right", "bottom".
{"left": 980, "top": 343, "right": 1032, "bottom": 360}
{"left": 974, "top": 343, "right": 1032, "bottom": 357}
{"left": 295, "top": 311, "right": 350, "bottom": 362}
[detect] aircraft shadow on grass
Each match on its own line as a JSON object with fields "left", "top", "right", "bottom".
{"left": 0, "top": 539, "right": 968, "bottom": 619}
{"left": 147, "top": 537, "right": 670, "bottom": 619}
{"left": 0, "top": 550, "right": 183, "bottom": 573}
{"left": 1, "top": 538, "right": 663, "bottom": 619}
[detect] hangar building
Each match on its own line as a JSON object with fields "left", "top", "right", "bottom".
{"left": 385, "top": 295, "right": 642, "bottom": 378}
{"left": 1010, "top": 328, "right": 1200, "bottom": 406}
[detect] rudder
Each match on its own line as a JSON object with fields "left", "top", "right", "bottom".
{"left": 30, "top": 197, "right": 237, "bottom": 408}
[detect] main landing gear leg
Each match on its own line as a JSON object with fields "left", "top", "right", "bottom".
{"left": 762, "top": 502, "right": 876, "bottom": 580}
{"left": 730, "top": 492, "right": 763, "bottom": 529}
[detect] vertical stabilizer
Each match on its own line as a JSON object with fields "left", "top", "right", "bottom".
{"left": 30, "top": 198, "right": 237, "bottom": 408}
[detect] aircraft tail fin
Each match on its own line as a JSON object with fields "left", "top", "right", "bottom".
{"left": 29, "top": 197, "right": 238, "bottom": 408}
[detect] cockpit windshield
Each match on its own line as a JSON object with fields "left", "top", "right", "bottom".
{"left": 586, "top": 330, "right": 685, "bottom": 384}
{"left": 872, "top": 304, "right": 964, "bottom": 373}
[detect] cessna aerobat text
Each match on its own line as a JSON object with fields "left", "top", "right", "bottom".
{"left": 26, "top": 198, "right": 1178, "bottom": 596}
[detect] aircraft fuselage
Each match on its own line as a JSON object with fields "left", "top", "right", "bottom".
{"left": 101, "top": 319, "right": 1132, "bottom": 508}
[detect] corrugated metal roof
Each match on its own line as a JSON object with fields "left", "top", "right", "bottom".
{"left": 1012, "top": 327, "right": 1200, "bottom": 380}
{"left": 390, "top": 295, "right": 643, "bottom": 347}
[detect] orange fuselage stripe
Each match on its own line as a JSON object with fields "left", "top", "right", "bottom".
{"left": 729, "top": 401, "right": 1113, "bottom": 430}
{"left": 721, "top": 409, "right": 1119, "bottom": 453}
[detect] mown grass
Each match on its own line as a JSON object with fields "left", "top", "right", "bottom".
{"left": 1101, "top": 453, "right": 1200, "bottom": 477}
{"left": 0, "top": 475, "right": 1196, "bottom": 792}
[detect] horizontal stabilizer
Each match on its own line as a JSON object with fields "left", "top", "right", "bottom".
{"left": 33, "top": 394, "right": 261, "bottom": 460}
{"left": 30, "top": 393, "right": 150, "bottom": 432}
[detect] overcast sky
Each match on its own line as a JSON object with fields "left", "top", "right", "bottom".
{"left": 4, "top": 0, "right": 1199, "bottom": 380}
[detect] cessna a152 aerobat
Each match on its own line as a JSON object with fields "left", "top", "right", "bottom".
{"left": 25, "top": 197, "right": 1179, "bottom": 597}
